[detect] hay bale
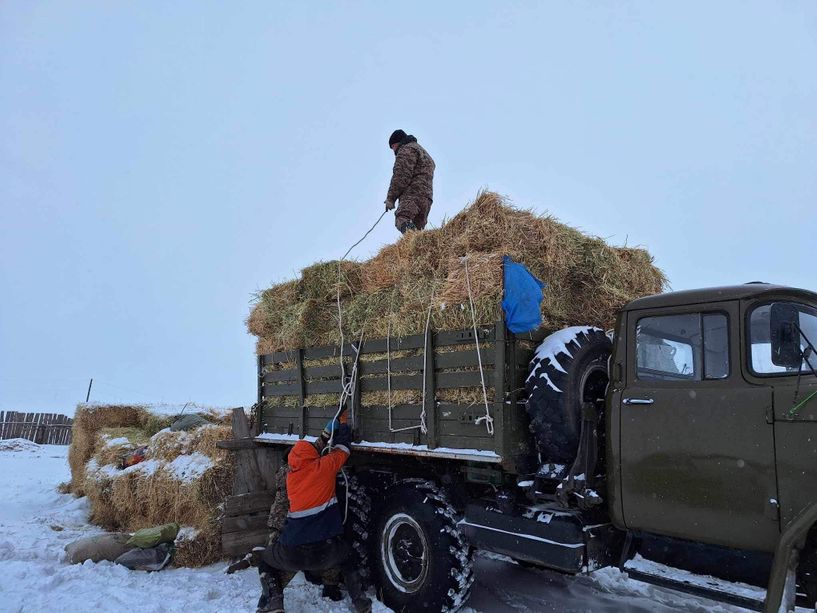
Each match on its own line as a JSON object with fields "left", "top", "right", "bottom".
{"left": 68, "top": 404, "right": 150, "bottom": 496}
{"left": 300, "top": 260, "right": 363, "bottom": 301}
{"left": 67, "top": 404, "right": 234, "bottom": 567}
{"left": 248, "top": 190, "right": 667, "bottom": 355}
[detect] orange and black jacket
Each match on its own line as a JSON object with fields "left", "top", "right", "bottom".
{"left": 278, "top": 440, "right": 350, "bottom": 547}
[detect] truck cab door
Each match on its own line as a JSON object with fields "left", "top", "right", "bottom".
{"left": 618, "top": 302, "right": 779, "bottom": 552}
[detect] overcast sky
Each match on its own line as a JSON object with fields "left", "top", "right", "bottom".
{"left": 1, "top": 2, "right": 815, "bottom": 414}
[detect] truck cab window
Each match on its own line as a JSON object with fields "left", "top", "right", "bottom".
{"left": 636, "top": 314, "right": 701, "bottom": 381}
{"left": 703, "top": 314, "right": 729, "bottom": 379}
{"left": 750, "top": 302, "right": 817, "bottom": 375}
{"left": 636, "top": 313, "right": 730, "bottom": 382}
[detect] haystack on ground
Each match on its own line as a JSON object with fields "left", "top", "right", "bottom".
{"left": 68, "top": 403, "right": 233, "bottom": 567}
{"left": 248, "top": 191, "right": 667, "bottom": 354}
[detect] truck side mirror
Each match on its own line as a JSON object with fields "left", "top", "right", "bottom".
{"left": 770, "top": 303, "right": 801, "bottom": 368}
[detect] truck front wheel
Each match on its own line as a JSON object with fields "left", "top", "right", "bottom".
{"left": 370, "top": 479, "right": 474, "bottom": 612}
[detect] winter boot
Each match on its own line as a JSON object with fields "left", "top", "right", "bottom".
{"left": 398, "top": 221, "right": 417, "bottom": 234}
{"left": 303, "top": 571, "right": 323, "bottom": 586}
{"left": 342, "top": 569, "right": 372, "bottom": 613}
{"left": 321, "top": 583, "right": 343, "bottom": 601}
{"left": 257, "top": 567, "right": 285, "bottom": 613}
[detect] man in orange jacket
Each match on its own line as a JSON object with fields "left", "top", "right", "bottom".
{"left": 257, "top": 420, "right": 371, "bottom": 613}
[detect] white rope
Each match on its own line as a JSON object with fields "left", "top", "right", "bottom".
{"left": 463, "top": 256, "right": 494, "bottom": 435}
{"left": 329, "top": 209, "right": 387, "bottom": 446}
{"left": 341, "top": 210, "right": 388, "bottom": 261}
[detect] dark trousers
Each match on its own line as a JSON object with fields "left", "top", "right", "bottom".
{"left": 259, "top": 537, "right": 365, "bottom": 604}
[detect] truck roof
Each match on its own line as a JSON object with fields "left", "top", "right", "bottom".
{"left": 622, "top": 283, "right": 817, "bottom": 311}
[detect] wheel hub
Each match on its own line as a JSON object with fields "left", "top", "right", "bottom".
{"left": 382, "top": 513, "right": 429, "bottom": 593}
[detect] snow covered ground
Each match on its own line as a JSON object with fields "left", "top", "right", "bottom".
{"left": 0, "top": 442, "right": 758, "bottom": 612}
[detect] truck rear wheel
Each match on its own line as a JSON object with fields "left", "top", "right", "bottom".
{"left": 370, "top": 479, "right": 474, "bottom": 612}
{"left": 525, "top": 327, "right": 611, "bottom": 463}
{"left": 337, "top": 472, "right": 372, "bottom": 587}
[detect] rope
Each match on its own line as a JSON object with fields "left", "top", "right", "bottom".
{"left": 329, "top": 209, "right": 387, "bottom": 444}
{"left": 463, "top": 256, "right": 494, "bottom": 435}
{"left": 341, "top": 210, "right": 388, "bottom": 261}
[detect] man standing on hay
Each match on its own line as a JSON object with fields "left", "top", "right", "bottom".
{"left": 257, "top": 420, "right": 371, "bottom": 613}
{"left": 385, "top": 129, "right": 435, "bottom": 234}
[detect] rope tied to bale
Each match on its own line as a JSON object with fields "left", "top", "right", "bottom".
{"left": 462, "top": 256, "right": 495, "bottom": 436}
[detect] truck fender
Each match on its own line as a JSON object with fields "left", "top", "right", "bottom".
{"left": 764, "top": 502, "right": 817, "bottom": 613}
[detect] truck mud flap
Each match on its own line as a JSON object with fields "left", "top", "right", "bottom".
{"left": 459, "top": 503, "right": 587, "bottom": 573}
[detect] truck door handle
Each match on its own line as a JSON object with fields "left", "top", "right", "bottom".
{"left": 623, "top": 398, "right": 654, "bottom": 405}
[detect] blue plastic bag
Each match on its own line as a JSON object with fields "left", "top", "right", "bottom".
{"left": 501, "top": 256, "right": 547, "bottom": 333}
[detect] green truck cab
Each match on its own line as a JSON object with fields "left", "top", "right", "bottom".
{"left": 239, "top": 283, "right": 817, "bottom": 612}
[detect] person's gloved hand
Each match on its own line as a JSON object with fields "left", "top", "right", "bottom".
{"left": 323, "top": 418, "right": 341, "bottom": 434}
{"left": 385, "top": 200, "right": 396, "bottom": 211}
{"left": 331, "top": 423, "right": 352, "bottom": 450}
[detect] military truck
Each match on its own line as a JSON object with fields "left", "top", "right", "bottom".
{"left": 241, "top": 283, "right": 817, "bottom": 612}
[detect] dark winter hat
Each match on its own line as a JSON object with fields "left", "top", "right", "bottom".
{"left": 388, "top": 129, "right": 407, "bottom": 147}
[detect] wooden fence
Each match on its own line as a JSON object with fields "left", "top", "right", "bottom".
{"left": 0, "top": 411, "right": 73, "bottom": 445}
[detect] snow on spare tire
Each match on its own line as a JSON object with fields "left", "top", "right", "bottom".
{"left": 525, "top": 326, "right": 612, "bottom": 463}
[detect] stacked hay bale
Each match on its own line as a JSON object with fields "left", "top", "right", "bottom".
{"left": 248, "top": 191, "right": 667, "bottom": 354}
{"left": 68, "top": 403, "right": 233, "bottom": 567}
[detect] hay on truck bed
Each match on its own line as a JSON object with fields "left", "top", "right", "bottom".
{"left": 67, "top": 403, "right": 234, "bottom": 567}
{"left": 247, "top": 191, "right": 666, "bottom": 371}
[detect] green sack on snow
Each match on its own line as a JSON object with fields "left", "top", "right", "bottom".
{"left": 170, "top": 413, "right": 209, "bottom": 432}
{"left": 126, "top": 523, "right": 180, "bottom": 549}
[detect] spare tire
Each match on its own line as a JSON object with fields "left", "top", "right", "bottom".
{"left": 525, "top": 327, "right": 611, "bottom": 463}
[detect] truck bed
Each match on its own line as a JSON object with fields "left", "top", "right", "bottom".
{"left": 255, "top": 321, "right": 541, "bottom": 471}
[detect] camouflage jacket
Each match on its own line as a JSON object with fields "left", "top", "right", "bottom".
{"left": 266, "top": 465, "right": 289, "bottom": 545}
{"left": 386, "top": 137, "right": 435, "bottom": 207}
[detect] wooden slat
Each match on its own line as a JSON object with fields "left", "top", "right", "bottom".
{"left": 305, "top": 380, "right": 344, "bottom": 394}
{"left": 262, "top": 351, "right": 298, "bottom": 366}
{"left": 359, "top": 374, "right": 421, "bottom": 392}
{"left": 437, "top": 370, "right": 495, "bottom": 389}
{"left": 304, "top": 364, "right": 343, "bottom": 379}
{"left": 359, "top": 405, "right": 422, "bottom": 420}
{"left": 222, "top": 528, "right": 269, "bottom": 557}
{"left": 225, "top": 491, "right": 275, "bottom": 516}
{"left": 295, "top": 349, "right": 306, "bottom": 437}
{"left": 0, "top": 411, "right": 72, "bottom": 445}
{"left": 436, "top": 327, "right": 495, "bottom": 346}
{"left": 304, "top": 334, "right": 425, "bottom": 360}
{"left": 424, "top": 326, "right": 438, "bottom": 449}
{"left": 493, "top": 321, "right": 506, "bottom": 454}
{"left": 436, "top": 350, "right": 495, "bottom": 369}
{"left": 262, "top": 369, "right": 299, "bottom": 383}
{"left": 231, "top": 408, "right": 266, "bottom": 495}
{"left": 359, "top": 356, "right": 424, "bottom": 376}
{"left": 223, "top": 512, "right": 269, "bottom": 534}
{"left": 217, "top": 439, "right": 259, "bottom": 450}
{"left": 261, "top": 383, "right": 301, "bottom": 397}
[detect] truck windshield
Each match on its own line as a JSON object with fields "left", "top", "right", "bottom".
{"left": 749, "top": 302, "right": 817, "bottom": 375}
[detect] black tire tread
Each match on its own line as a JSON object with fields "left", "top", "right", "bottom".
{"left": 525, "top": 327, "right": 612, "bottom": 463}
{"left": 371, "top": 478, "right": 474, "bottom": 612}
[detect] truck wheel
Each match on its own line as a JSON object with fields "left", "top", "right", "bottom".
{"left": 337, "top": 471, "right": 372, "bottom": 586}
{"left": 525, "top": 327, "right": 611, "bottom": 463}
{"left": 371, "top": 479, "right": 474, "bottom": 612}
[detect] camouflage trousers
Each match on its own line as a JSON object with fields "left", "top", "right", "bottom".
{"left": 258, "top": 537, "right": 366, "bottom": 610}
{"left": 395, "top": 197, "right": 432, "bottom": 231}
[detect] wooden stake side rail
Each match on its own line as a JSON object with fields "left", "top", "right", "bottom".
{"left": 0, "top": 411, "right": 73, "bottom": 445}
{"left": 255, "top": 322, "right": 538, "bottom": 468}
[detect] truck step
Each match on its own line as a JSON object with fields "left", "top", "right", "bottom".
{"left": 623, "top": 556, "right": 766, "bottom": 611}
